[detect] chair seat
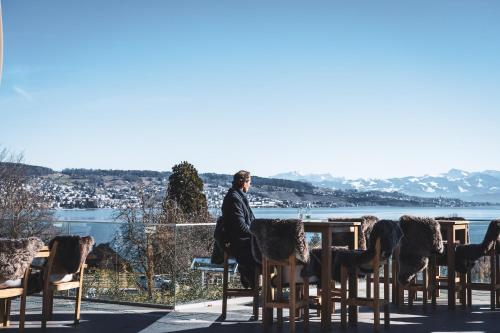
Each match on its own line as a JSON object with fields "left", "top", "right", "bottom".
{"left": 0, "top": 287, "right": 24, "bottom": 298}
{"left": 51, "top": 281, "right": 81, "bottom": 291}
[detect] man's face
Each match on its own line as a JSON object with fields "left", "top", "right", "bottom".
{"left": 242, "top": 177, "right": 251, "bottom": 193}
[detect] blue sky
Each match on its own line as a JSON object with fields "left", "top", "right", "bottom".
{"left": 1, "top": 0, "right": 500, "bottom": 178}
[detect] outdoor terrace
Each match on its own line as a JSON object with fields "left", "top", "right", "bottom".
{"left": 2, "top": 287, "right": 497, "bottom": 332}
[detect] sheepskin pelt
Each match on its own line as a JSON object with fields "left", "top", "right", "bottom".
{"left": 328, "top": 216, "right": 379, "bottom": 250}
{"left": 49, "top": 236, "right": 95, "bottom": 274}
{"left": 398, "top": 215, "right": 444, "bottom": 285}
{"left": 250, "top": 219, "right": 309, "bottom": 263}
{"left": 332, "top": 220, "right": 402, "bottom": 281}
{"left": 455, "top": 219, "right": 500, "bottom": 274}
{"left": 0, "top": 237, "right": 44, "bottom": 281}
{"left": 307, "top": 246, "right": 348, "bottom": 287}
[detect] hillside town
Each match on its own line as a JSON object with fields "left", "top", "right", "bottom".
{"left": 25, "top": 169, "right": 489, "bottom": 210}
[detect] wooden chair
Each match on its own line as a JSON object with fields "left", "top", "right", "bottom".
{"left": 0, "top": 267, "right": 29, "bottom": 332}
{"left": 262, "top": 253, "right": 309, "bottom": 333}
{"left": 397, "top": 255, "right": 437, "bottom": 311}
{"left": 465, "top": 245, "right": 500, "bottom": 310}
{"left": 221, "top": 250, "right": 259, "bottom": 320}
{"left": 33, "top": 241, "right": 87, "bottom": 328}
{"left": 340, "top": 239, "right": 390, "bottom": 332}
{"left": 460, "top": 220, "right": 500, "bottom": 310}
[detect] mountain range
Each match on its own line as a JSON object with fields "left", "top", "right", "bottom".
{"left": 272, "top": 169, "right": 500, "bottom": 203}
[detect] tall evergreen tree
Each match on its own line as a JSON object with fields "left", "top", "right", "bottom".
{"left": 164, "top": 161, "right": 208, "bottom": 217}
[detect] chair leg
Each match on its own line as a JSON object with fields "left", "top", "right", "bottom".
{"left": 459, "top": 272, "right": 466, "bottom": 308}
{"left": 276, "top": 265, "right": 283, "bottom": 329}
{"left": 373, "top": 264, "right": 380, "bottom": 332}
{"left": 496, "top": 254, "right": 500, "bottom": 307}
{"left": 408, "top": 278, "right": 415, "bottom": 307}
{"left": 304, "top": 278, "right": 309, "bottom": 332}
{"left": 221, "top": 253, "right": 229, "bottom": 320}
{"left": 20, "top": 291, "right": 27, "bottom": 332}
{"left": 491, "top": 252, "right": 497, "bottom": 311}
{"left": 48, "top": 289, "right": 54, "bottom": 320}
{"left": 340, "top": 265, "right": 347, "bottom": 329}
{"left": 391, "top": 258, "right": 398, "bottom": 305}
{"left": 252, "top": 268, "right": 260, "bottom": 321}
{"left": 41, "top": 290, "right": 47, "bottom": 329}
{"left": 430, "top": 255, "right": 437, "bottom": 307}
{"left": 422, "top": 268, "right": 428, "bottom": 312}
{"left": 2, "top": 299, "right": 11, "bottom": 327}
{"left": 262, "top": 258, "right": 269, "bottom": 332}
{"left": 467, "top": 270, "right": 472, "bottom": 308}
{"left": 384, "top": 263, "right": 390, "bottom": 329}
{"left": 289, "top": 259, "right": 296, "bottom": 333}
{"left": 366, "top": 273, "right": 371, "bottom": 298}
{"left": 75, "top": 287, "right": 83, "bottom": 324}
{"left": 348, "top": 268, "right": 358, "bottom": 325}
{"left": 0, "top": 299, "right": 5, "bottom": 327}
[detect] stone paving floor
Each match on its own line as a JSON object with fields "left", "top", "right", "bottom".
{"left": 2, "top": 290, "right": 499, "bottom": 332}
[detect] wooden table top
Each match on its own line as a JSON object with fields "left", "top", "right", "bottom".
{"left": 301, "top": 219, "right": 361, "bottom": 227}
{"left": 436, "top": 220, "right": 470, "bottom": 226}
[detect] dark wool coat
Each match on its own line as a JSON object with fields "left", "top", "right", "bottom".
{"left": 221, "top": 187, "right": 255, "bottom": 245}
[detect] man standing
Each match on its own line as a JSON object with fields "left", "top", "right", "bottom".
{"left": 222, "top": 170, "right": 257, "bottom": 288}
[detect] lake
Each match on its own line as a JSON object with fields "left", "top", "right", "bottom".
{"left": 53, "top": 206, "right": 500, "bottom": 245}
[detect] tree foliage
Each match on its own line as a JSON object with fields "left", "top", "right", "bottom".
{"left": 0, "top": 148, "right": 54, "bottom": 239}
{"left": 163, "top": 161, "right": 208, "bottom": 219}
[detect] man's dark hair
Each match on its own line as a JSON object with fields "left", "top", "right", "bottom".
{"left": 232, "top": 170, "right": 251, "bottom": 188}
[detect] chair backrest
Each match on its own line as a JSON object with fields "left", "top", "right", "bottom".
{"left": 0, "top": 237, "right": 44, "bottom": 283}
{"left": 250, "top": 219, "right": 309, "bottom": 263}
{"left": 398, "top": 215, "right": 444, "bottom": 285}
{"left": 328, "top": 215, "right": 379, "bottom": 250}
{"left": 366, "top": 219, "right": 402, "bottom": 261}
{"left": 48, "top": 236, "right": 94, "bottom": 275}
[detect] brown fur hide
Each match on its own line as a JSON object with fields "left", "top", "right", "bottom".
{"left": 455, "top": 219, "right": 500, "bottom": 274}
{"left": 0, "top": 237, "right": 44, "bottom": 281}
{"left": 250, "top": 219, "right": 309, "bottom": 263}
{"left": 398, "top": 215, "right": 444, "bottom": 285}
{"left": 333, "top": 220, "right": 402, "bottom": 281}
{"left": 49, "top": 235, "right": 95, "bottom": 274}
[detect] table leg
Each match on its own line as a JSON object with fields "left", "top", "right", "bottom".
{"left": 320, "top": 229, "right": 332, "bottom": 330}
{"left": 448, "top": 227, "right": 456, "bottom": 310}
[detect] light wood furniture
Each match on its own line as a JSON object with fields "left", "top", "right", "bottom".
{"left": 396, "top": 251, "right": 437, "bottom": 312}
{"left": 435, "top": 219, "right": 469, "bottom": 309}
{"left": 340, "top": 239, "right": 390, "bottom": 332}
{"left": 464, "top": 220, "right": 500, "bottom": 310}
{"left": 302, "top": 219, "right": 360, "bottom": 330}
{"left": 221, "top": 250, "right": 259, "bottom": 320}
{"left": 0, "top": 267, "right": 29, "bottom": 332}
{"left": 261, "top": 253, "right": 309, "bottom": 333}
{"left": 311, "top": 220, "right": 360, "bottom": 318}
{"left": 32, "top": 242, "right": 87, "bottom": 328}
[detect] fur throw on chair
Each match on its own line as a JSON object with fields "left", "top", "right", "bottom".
{"left": 0, "top": 237, "right": 44, "bottom": 282}
{"left": 332, "top": 220, "right": 402, "bottom": 281}
{"left": 49, "top": 236, "right": 95, "bottom": 275}
{"left": 455, "top": 219, "right": 500, "bottom": 274}
{"left": 328, "top": 216, "right": 379, "bottom": 250}
{"left": 250, "top": 219, "right": 309, "bottom": 263}
{"left": 398, "top": 215, "right": 444, "bottom": 285}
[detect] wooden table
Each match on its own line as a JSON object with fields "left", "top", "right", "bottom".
{"left": 302, "top": 219, "right": 360, "bottom": 330}
{"left": 436, "top": 220, "right": 469, "bottom": 309}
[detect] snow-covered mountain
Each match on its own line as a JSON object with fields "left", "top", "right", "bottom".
{"left": 272, "top": 169, "right": 500, "bottom": 203}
